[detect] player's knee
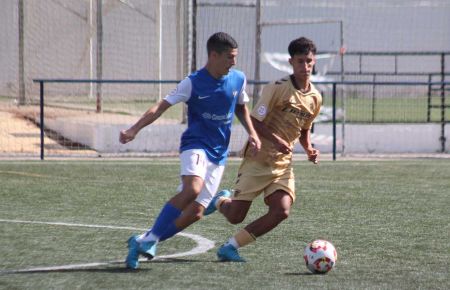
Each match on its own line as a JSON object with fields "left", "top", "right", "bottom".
{"left": 226, "top": 212, "right": 246, "bottom": 224}
{"left": 192, "top": 212, "right": 203, "bottom": 222}
{"left": 272, "top": 207, "right": 290, "bottom": 222}
{"left": 226, "top": 216, "right": 243, "bottom": 224}
{"left": 180, "top": 182, "right": 203, "bottom": 199}
{"left": 189, "top": 206, "right": 204, "bottom": 222}
{"left": 180, "top": 188, "right": 201, "bottom": 201}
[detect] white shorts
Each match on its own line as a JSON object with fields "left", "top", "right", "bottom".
{"left": 177, "top": 149, "right": 225, "bottom": 208}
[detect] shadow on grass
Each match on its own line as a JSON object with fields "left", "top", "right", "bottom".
{"left": 284, "top": 272, "right": 316, "bottom": 276}
{"left": 0, "top": 257, "right": 206, "bottom": 275}
{"left": 1, "top": 267, "right": 152, "bottom": 274}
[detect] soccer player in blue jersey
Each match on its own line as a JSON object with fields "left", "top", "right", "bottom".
{"left": 119, "top": 32, "right": 261, "bottom": 269}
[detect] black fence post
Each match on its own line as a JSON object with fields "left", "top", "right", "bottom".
{"left": 427, "top": 74, "right": 432, "bottom": 122}
{"left": 39, "top": 81, "right": 44, "bottom": 160}
{"left": 332, "top": 83, "right": 337, "bottom": 161}
{"left": 440, "top": 53, "right": 446, "bottom": 152}
{"left": 372, "top": 74, "right": 376, "bottom": 122}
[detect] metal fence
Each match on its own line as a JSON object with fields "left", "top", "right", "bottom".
{"left": 32, "top": 79, "right": 449, "bottom": 160}
{"left": 3, "top": 0, "right": 450, "bottom": 104}
{"left": 2, "top": 0, "right": 450, "bottom": 158}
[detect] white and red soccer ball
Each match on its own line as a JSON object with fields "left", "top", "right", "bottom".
{"left": 303, "top": 239, "right": 337, "bottom": 274}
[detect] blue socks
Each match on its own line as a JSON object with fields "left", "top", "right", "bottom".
{"left": 159, "top": 222, "right": 181, "bottom": 242}
{"left": 143, "top": 203, "right": 181, "bottom": 241}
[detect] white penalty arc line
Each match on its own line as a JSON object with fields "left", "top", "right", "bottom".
{"left": 0, "top": 219, "right": 215, "bottom": 273}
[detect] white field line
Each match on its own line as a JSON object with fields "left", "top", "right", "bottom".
{"left": 0, "top": 219, "right": 215, "bottom": 273}
{"left": 0, "top": 158, "right": 244, "bottom": 166}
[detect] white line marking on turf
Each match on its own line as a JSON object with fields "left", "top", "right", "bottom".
{"left": 0, "top": 219, "right": 215, "bottom": 273}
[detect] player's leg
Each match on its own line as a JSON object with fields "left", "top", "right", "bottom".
{"left": 245, "top": 190, "right": 292, "bottom": 237}
{"left": 206, "top": 158, "right": 263, "bottom": 221}
{"left": 245, "top": 167, "right": 296, "bottom": 237}
{"left": 125, "top": 150, "right": 207, "bottom": 269}
{"left": 217, "top": 191, "right": 292, "bottom": 262}
{"left": 138, "top": 149, "right": 207, "bottom": 242}
{"left": 217, "top": 167, "right": 295, "bottom": 262}
{"left": 126, "top": 175, "right": 204, "bottom": 268}
{"left": 157, "top": 200, "right": 204, "bottom": 242}
{"left": 203, "top": 189, "right": 232, "bottom": 216}
{"left": 139, "top": 174, "right": 203, "bottom": 240}
{"left": 217, "top": 199, "right": 252, "bottom": 224}
{"left": 215, "top": 166, "right": 268, "bottom": 262}
{"left": 158, "top": 157, "right": 225, "bottom": 241}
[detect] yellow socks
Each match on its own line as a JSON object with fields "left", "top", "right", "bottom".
{"left": 215, "top": 196, "right": 229, "bottom": 211}
{"left": 232, "top": 229, "right": 256, "bottom": 248}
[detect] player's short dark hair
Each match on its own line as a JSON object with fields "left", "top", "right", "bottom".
{"left": 207, "top": 32, "right": 238, "bottom": 55}
{"left": 288, "top": 37, "right": 317, "bottom": 57}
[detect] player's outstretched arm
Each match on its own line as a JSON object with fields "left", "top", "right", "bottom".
{"left": 235, "top": 104, "right": 261, "bottom": 155}
{"left": 299, "top": 128, "right": 319, "bottom": 164}
{"left": 119, "top": 100, "right": 172, "bottom": 144}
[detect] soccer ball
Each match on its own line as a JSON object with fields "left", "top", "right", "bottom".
{"left": 303, "top": 239, "right": 337, "bottom": 274}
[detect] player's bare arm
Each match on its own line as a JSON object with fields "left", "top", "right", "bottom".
{"left": 251, "top": 116, "right": 291, "bottom": 154}
{"left": 235, "top": 104, "right": 261, "bottom": 155}
{"left": 119, "top": 100, "right": 172, "bottom": 144}
{"left": 299, "top": 128, "right": 319, "bottom": 164}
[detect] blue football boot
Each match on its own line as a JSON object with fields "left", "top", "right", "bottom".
{"left": 125, "top": 235, "right": 141, "bottom": 269}
{"left": 217, "top": 244, "right": 246, "bottom": 262}
{"left": 204, "top": 190, "right": 231, "bottom": 216}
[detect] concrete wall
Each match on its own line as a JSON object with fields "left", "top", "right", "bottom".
{"left": 44, "top": 117, "right": 249, "bottom": 154}
{"left": 43, "top": 116, "right": 449, "bottom": 154}
{"left": 311, "top": 123, "right": 449, "bottom": 153}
